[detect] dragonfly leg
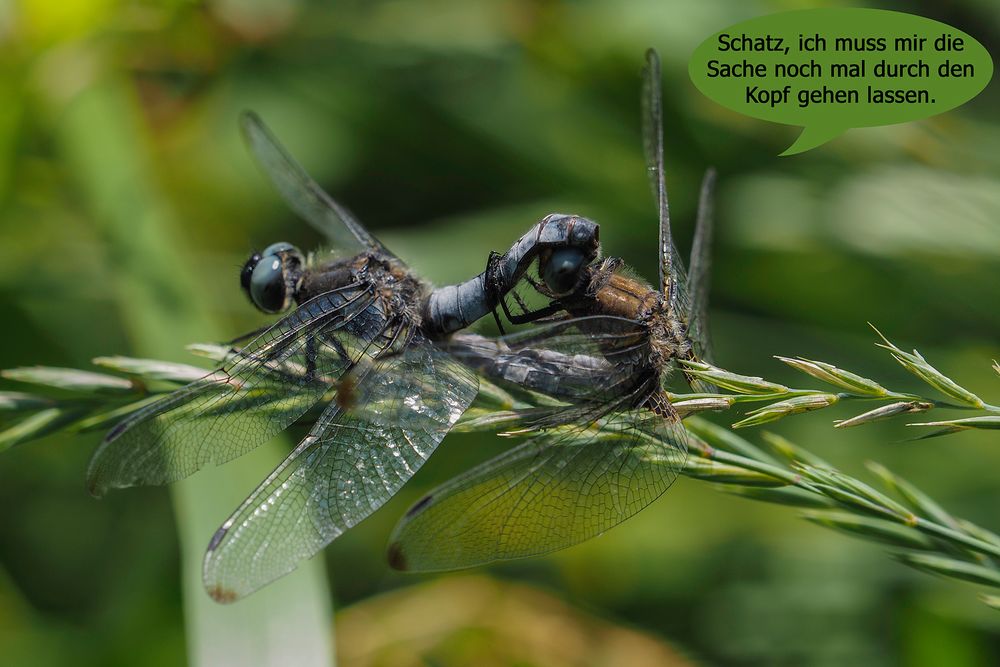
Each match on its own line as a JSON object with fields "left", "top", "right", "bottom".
{"left": 510, "top": 289, "right": 533, "bottom": 317}
{"left": 323, "top": 334, "right": 351, "bottom": 365}
{"left": 490, "top": 309, "right": 507, "bottom": 336}
{"left": 484, "top": 250, "right": 508, "bottom": 335}
{"left": 485, "top": 248, "right": 569, "bottom": 326}
{"left": 504, "top": 300, "right": 565, "bottom": 325}
{"left": 495, "top": 293, "right": 518, "bottom": 325}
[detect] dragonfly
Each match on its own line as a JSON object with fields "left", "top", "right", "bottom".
{"left": 86, "top": 111, "right": 601, "bottom": 602}
{"left": 387, "top": 48, "right": 718, "bottom": 572}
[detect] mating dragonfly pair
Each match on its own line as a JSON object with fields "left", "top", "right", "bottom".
{"left": 87, "top": 50, "right": 718, "bottom": 602}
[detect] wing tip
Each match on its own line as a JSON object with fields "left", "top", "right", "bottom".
{"left": 238, "top": 110, "right": 267, "bottom": 147}
{"left": 239, "top": 109, "right": 261, "bottom": 129}
{"left": 203, "top": 533, "right": 243, "bottom": 603}
{"left": 85, "top": 475, "right": 106, "bottom": 498}
{"left": 386, "top": 541, "right": 409, "bottom": 571}
{"left": 85, "top": 453, "right": 110, "bottom": 498}
{"left": 87, "top": 418, "right": 129, "bottom": 497}
{"left": 644, "top": 47, "right": 660, "bottom": 68}
{"left": 388, "top": 494, "right": 436, "bottom": 571}
{"left": 206, "top": 583, "right": 240, "bottom": 604}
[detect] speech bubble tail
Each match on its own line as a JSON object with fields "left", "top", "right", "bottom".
{"left": 780, "top": 125, "right": 845, "bottom": 156}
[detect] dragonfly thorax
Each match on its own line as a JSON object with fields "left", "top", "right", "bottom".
{"left": 293, "top": 251, "right": 427, "bottom": 326}
{"left": 575, "top": 266, "right": 660, "bottom": 323}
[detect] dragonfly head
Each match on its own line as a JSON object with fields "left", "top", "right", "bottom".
{"left": 541, "top": 246, "right": 588, "bottom": 295}
{"left": 240, "top": 242, "right": 305, "bottom": 314}
{"left": 535, "top": 214, "right": 600, "bottom": 296}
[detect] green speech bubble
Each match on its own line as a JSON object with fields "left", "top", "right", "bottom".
{"left": 688, "top": 9, "right": 993, "bottom": 155}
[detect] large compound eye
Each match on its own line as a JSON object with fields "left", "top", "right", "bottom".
{"left": 249, "top": 254, "right": 288, "bottom": 313}
{"left": 242, "top": 242, "right": 303, "bottom": 314}
{"left": 542, "top": 247, "right": 586, "bottom": 295}
{"left": 240, "top": 252, "right": 262, "bottom": 294}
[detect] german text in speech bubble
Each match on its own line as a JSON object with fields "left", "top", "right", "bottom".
{"left": 688, "top": 9, "right": 993, "bottom": 155}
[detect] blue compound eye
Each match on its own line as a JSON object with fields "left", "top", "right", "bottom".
{"left": 249, "top": 255, "right": 288, "bottom": 313}
{"left": 240, "top": 252, "right": 262, "bottom": 294}
{"left": 542, "top": 247, "right": 586, "bottom": 295}
{"left": 241, "top": 242, "right": 303, "bottom": 313}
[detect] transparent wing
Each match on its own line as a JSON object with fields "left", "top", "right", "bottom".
{"left": 241, "top": 111, "right": 393, "bottom": 257}
{"left": 686, "top": 168, "right": 715, "bottom": 364}
{"left": 86, "top": 285, "right": 387, "bottom": 496}
{"left": 641, "top": 50, "right": 715, "bottom": 390}
{"left": 641, "top": 48, "right": 685, "bottom": 309}
{"left": 445, "top": 315, "right": 655, "bottom": 406}
{"left": 387, "top": 392, "right": 687, "bottom": 571}
{"left": 202, "top": 335, "right": 478, "bottom": 602}
{"left": 681, "top": 169, "right": 718, "bottom": 392}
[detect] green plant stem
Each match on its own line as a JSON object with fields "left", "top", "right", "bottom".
{"left": 4, "top": 333, "right": 998, "bottom": 611}
{"left": 677, "top": 341, "right": 1000, "bottom": 433}
{"left": 5, "top": 350, "right": 1000, "bottom": 609}
{"left": 682, "top": 417, "right": 1000, "bottom": 604}
{"left": 54, "top": 76, "right": 332, "bottom": 665}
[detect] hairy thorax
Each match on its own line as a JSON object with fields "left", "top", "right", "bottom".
{"left": 571, "top": 268, "right": 692, "bottom": 375}
{"left": 298, "top": 253, "right": 428, "bottom": 325}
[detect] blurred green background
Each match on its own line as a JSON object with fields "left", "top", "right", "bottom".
{"left": 1, "top": 0, "right": 998, "bottom": 665}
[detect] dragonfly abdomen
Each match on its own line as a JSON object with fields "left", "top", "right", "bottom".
{"left": 422, "top": 215, "right": 601, "bottom": 336}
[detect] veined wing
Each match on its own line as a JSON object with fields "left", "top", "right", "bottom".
{"left": 387, "top": 392, "right": 687, "bottom": 571}
{"left": 241, "top": 111, "right": 394, "bottom": 258}
{"left": 86, "top": 284, "right": 388, "bottom": 496}
{"left": 675, "top": 169, "right": 718, "bottom": 393}
{"left": 445, "top": 315, "right": 654, "bottom": 407}
{"left": 202, "top": 334, "right": 478, "bottom": 602}
{"left": 641, "top": 50, "right": 716, "bottom": 389}
{"left": 685, "top": 168, "right": 717, "bottom": 368}
{"left": 641, "top": 48, "right": 684, "bottom": 309}
{"left": 641, "top": 49, "right": 697, "bottom": 334}
{"left": 387, "top": 315, "right": 687, "bottom": 571}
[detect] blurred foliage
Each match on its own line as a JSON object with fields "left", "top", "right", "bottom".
{"left": 1, "top": 0, "right": 999, "bottom": 665}
{"left": 335, "top": 575, "right": 691, "bottom": 666}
